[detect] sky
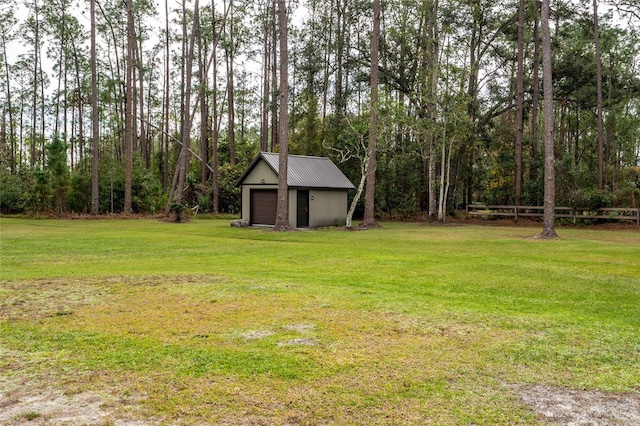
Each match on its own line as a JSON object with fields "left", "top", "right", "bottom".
{"left": 6, "top": 0, "right": 309, "bottom": 90}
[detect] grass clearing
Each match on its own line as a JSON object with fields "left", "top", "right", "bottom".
{"left": 0, "top": 217, "right": 639, "bottom": 424}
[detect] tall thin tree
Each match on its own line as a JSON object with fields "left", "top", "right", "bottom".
{"left": 175, "top": 0, "right": 200, "bottom": 207}
{"left": 260, "top": 0, "right": 271, "bottom": 152}
{"left": 163, "top": 0, "right": 170, "bottom": 190}
{"left": 361, "top": 0, "right": 380, "bottom": 228}
{"left": 426, "top": 0, "right": 439, "bottom": 222}
{"left": 211, "top": 0, "right": 220, "bottom": 213}
{"left": 90, "top": 0, "right": 99, "bottom": 214}
{"left": 198, "top": 9, "right": 209, "bottom": 185}
{"left": 274, "top": 0, "right": 290, "bottom": 231}
{"left": 226, "top": 0, "right": 236, "bottom": 165}
{"left": 1, "top": 4, "right": 16, "bottom": 173}
{"left": 594, "top": 0, "right": 605, "bottom": 190}
{"left": 515, "top": 0, "right": 525, "bottom": 206}
{"left": 124, "top": 0, "right": 134, "bottom": 214}
{"left": 530, "top": 2, "right": 540, "bottom": 182}
{"left": 29, "top": 0, "right": 41, "bottom": 171}
{"left": 539, "top": 0, "right": 558, "bottom": 238}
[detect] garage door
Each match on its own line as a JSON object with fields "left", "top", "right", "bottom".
{"left": 250, "top": 190, "right": 277, "bottom": 225}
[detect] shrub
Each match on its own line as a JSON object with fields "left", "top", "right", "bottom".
{"left": 586, "top": 189, "right": 613, "bottom": 212}
{"left": 0, "top": 171, "right": 31, "bottom": 214}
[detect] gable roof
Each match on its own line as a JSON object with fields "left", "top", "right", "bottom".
{"left": 236, "top": 152, "right": 355, "bottom": 190}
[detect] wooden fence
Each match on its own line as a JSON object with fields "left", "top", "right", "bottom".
{"left": 466, "top": 204, "right": 640, "bottom": 225}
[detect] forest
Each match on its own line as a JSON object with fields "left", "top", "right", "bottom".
{"left": 0, "top": 0, "right": 639, "bottom": 219}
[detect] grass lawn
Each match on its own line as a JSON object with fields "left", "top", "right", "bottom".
{"left": 0, "top": 217, "right": 639, "bottom": 424}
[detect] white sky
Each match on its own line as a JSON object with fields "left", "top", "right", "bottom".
{"left": 6, "top": 0, "right": 309, "bottom": 89}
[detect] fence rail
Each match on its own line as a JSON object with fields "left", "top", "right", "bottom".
{"left": 466, "top": 204, "right": 640, "bottom": 225}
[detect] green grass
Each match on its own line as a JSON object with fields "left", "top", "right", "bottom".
{"left": 1, "top": 217, "right": 639, "bottom": 424}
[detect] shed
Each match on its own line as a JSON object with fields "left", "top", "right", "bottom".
{"left": 236, "top": 152, "right": 355, "bottom": 228}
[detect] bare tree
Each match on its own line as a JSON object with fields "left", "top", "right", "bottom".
{"left": 274, "top": 0, "right": 290, "bottom": 231}
{"left": 539, "top": 0, "right": 558, "bottom": 238}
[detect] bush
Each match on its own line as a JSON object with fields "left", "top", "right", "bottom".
{"left": 585, "top": 189, "right": 612, "bottom": 212}
{"left": 611, "top": 182, "right": 638, "bottom": 208}
{"left": 0, "top": 171, "right": 31, "bottom": 214}
{"left": 218, "top": 163, "right": 242, "bottom": 213}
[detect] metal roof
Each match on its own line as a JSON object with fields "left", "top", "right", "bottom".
{"left": 237, "top": 152, "right": 355, "bottom": 189}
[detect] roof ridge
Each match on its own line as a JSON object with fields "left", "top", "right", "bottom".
{"left": 261, "top": 152, "right": 328, "bottom": 160}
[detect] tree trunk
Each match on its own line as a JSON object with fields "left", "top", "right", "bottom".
{"left": 30, "top": 0, "right": 40, "bottom": 171}
{"left": 346, "top": 150, "right": 369, "bottom": 228}
{"left": 321, "top": 3, "right": 334, "bottom": 128}
{"left": 124, "top": 0, "right": 134, "bottom": 214}
{"left": 539, "top": 0, "right": 557, "bottom": 238}
{"left": 274, "top": 0, "right": 290, "bottom": 231}
{"left": 594, "top": 0, "right": 605, "bottom": 190}
{"left": 438, "top": 34, "right": 452, "bottom": 223}
{"left": 71, "top": 38, "right": 84, "bottom": 172}
{"left": 334, "top": 0, "right": 345, "bottom": 121}
{"left": 261, "top": 3, "right": 271, "bottom": 152}
{"left": 198, "top": 13, "right": 209, "bottom": 185}
{"left": 270, "top": 0, "right": 278, "bottom": 152}
{"left": 226, "top": 0, "right": 236, "bottom": 165}
{"left": 211, "top": 0, "right": 220, "bottom": 213}
{"left": 1, "top": 27, "right": 15, "bottom": 173}
{"left": 90, "top": 0, "right": 100, "bottom": 214}
{"left": 515, "top": 0, "right": 525, "bottom": 205}
{"left": 530, "top": 2, "right": 540, "bottom": 181}
{"left": 426, "top": 0, "right": 439, "bottom": 222}
{"left": 137, "top": 35, "right": 148, "bottom": 169}
{"left": 361, "top": 0, "right": 380, "bottom": 228}
{"left": 176, "top": 0, "right": 199, "bottom": 205}
{"left": 163, "top": 0, "right": 170, "bottom": 190}
{"left": 1, "top": 110, "right": 6, "bottom": 170}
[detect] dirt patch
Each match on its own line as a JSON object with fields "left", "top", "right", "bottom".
{"left": 0, "top": 278, "right": 112, "bottom": 321}
{"left": 0, "top": 389, "right": 127, "bottom": 425}
{"left": 282, "top": 323, "right": 316, "bottom": 333}
{"left": 240, "top": 330, "right": 275, "bottom": 340}
{"left": 515, "top": 384, "right": 640, "bottom": 425}
{"left": 0, "top": 375, "right": 155, "bottom": 426}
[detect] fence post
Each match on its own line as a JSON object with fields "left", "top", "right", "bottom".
{"left": 637, "top": 208, "right": 639, "bottom": 226}
{"left": 514, "top": 205, "right": 518, "bottom": 223}
{"left": 466, "top": 204, "right": 469, "bottom": 220}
